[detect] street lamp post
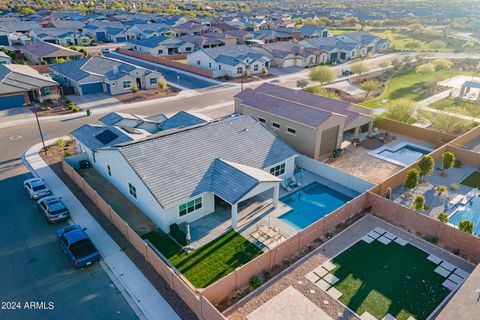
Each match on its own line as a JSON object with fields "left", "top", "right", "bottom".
{"left": 177, "top": 75, "right": 180, "bottom": 86}
{"left": 32, "top": 102, "right": 47, "bottom": 155}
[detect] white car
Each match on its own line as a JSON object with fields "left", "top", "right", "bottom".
{"left": 101, "top": 48, "right": 110, "bottom": 54}
{"left": 24, "top": 178, "right": 51, "bottom": 200}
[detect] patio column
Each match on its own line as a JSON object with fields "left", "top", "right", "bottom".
{"left": 231, "top": 203, "right": 238, "bottom": 229}
{"left": 367, "top": 121, "right": 374, "bottom": 137}
{"left": 273, "top": 184, "right": 279, "bottom": 208}
{"left": 353, "top": 126, "right": 360, "bottom": 139}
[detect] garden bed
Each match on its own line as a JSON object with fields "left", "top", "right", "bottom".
{"left": 32, "top": 97, "right": 79, "bottom": 117}
{"left": 115, "top": 86, "right": 179, "bottom": 104}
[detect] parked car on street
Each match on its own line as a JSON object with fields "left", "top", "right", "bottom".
{"left": 101, "top": 48, "right": 110, "bottom": 54}
{"left": 342, "top": 69, "right": 352, "bottom": 76}
{"left": 38, "top": 196, "right": 70, "bottom": 223}
{"left": 57, "top": 225, "right": 101, "bottom": 269}
{"left": 24, "top": 178, "right": 51, "bottom": 200}
{"left": 332, "top": 59, "right": 344, "bottom": 65}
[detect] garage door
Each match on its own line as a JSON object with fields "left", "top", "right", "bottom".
{"left": 319, "top": 125, "right": 339, "bottom": 156}
{"left": 96, "top": 32, "right": 105, "bottom": 42}
{"left": 295, "top": 58, "right": 304, "bottom": 67}
{"left": 0, "top": 94, "right": 24, "bottom": 110}
{"left": 81, "top": 82, "right": 103, "bottom": 95}
{"left": 283, "top": 59, "right": 295, "bottom": 67}
{"left": 115, "top": 36, "right": 126, "bottom": 42}
{"left": 0, "top": 35, "right": 9, "bottom": 46}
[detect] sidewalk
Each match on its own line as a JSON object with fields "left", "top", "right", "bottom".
{"left": 23, "top": 138, "right": 180, "bottom": 320}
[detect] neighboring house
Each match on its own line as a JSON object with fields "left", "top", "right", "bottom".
{"left": 125, "top": 36, "right": 194, "bottom": 56}
{"left": 49, "top": 56, "right": 162, "bottom": 96}
{"left": 0, "top": 51, "right": 12, "bottom": 64}
{"left": 179, "top": 35, "right": 225, "bottom": 49}
{"left": 298, "top": 26, "right": 330, "bottom": 39}
{"left": 98, "top": 111, "right": 167, "bottom": 134}
{"left": 171, "top": 21, "right": 207, "bottom": 36}
{"left": 234, "top": 83, "right": 375, "bottom": 159}
{"left": 83, "top": 21, "right": 125, "bottom": 42}
{"left": 187, "top": 45, "right": 271, "bottom": 78}
{"left": 72, "top": 115, "right": 297, "bottom": 232}
{"left": 124, "top": 23, "right": 171, "bottom": 40}
{"left": 30, "top": 27, "right": 91, "bottom": 46}
{"left": 0, "top": 29, "right": 12, "bottom": 46}
{"left": 203, "top": 32, "right": 237, "bottom": 46}
{"left": 254, "top": 42, "right": 327, "bottom": 67}
{"left": 0, "top": 64, "right": 60, "bottom": 109}
{"left": 299, "top": 37, "right": 362, "bottom": 61}
{"left": 20, "top": 41, "right": 83, "bottom": 64}
{"left": 224, "top": 30, "right": 254, "bottom": 44}
{"left": 337, "top": 31, "right": 390, "bottom": 54}
{"left": 250, "top": 29, "right": 293, "bottom": 44}
{"left": 104, "top": 27, "right": 128, "bottom": 43}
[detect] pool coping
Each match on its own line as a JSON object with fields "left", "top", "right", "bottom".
{"left": 368, "top": 141, "right": 433, "bottom": 167}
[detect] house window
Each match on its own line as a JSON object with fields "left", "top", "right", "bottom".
{"left": 218, "top": 64, "right": 222, "bottom": 70}
{"left": 159, "top": 49, "right": 163, "bottom": 54}
{"left": 236, "top": 67, "right": 243, "bottom": 74}
{"left": 185, "top": 47, "right": 192, "bottom": 52}
{"left": 208, "top": 62, "right": 212, "bottom": 68}
{"left": 196, "top": 60, "right": 200, "bottom": 65}
{"left": 287, "top": 127, "right": 296, "bottom": 135}
{"left": 149, "top": 77, "right": 157, "bottom": 85}
{"left": 253, "top": 64, "right": 258, "bottom": 71}
{"left": 128, "top": 183, "right": 137, "bottom": 199}
{"left": 112, "top": 81, "right": 116, "bottom": 86}
{"left": 107, "top": 165, "right": 111, "bottom": 177}
{"left": 269, "top": 163, "right": 286, "bottom": 177}
{"left": 178, "top": 196, "right": 202, "bottom": 217}
{"left": 122, "top": 80, "right": 131, "bottom": 89}
{"left": 92, "top": 152, "right": 96, "bottom": 163}
{"left": 272, "top": 122, "right": 280, "bottom": 129}
{"left": 258, "top": 117, "right": 265, "bottom": 123}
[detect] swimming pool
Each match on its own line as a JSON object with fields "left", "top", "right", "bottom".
{"left": 449, "top": 196, "right": 480, "bottom": 236}
{"left": 369, "top": 142, "right": 432, "bottom": 167}
{"left": 279, "top": 182, "right": 353, "bottom": 230}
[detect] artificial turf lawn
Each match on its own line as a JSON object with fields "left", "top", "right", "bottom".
{"left": 461, "top": 171, "right": 480, "bottom": 189}
{"left": 330, "top": 240, "right": 450, "bottom": 320}
{"left": 143, "top": 229, "right": 263, "bottom": 288}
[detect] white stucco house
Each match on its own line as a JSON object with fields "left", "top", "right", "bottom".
{"left": 187, "top": 45, "right": 271, "bottom": 78}
{"left": 71, "top": 114, "right": 297, "bottom": 233}
{"left": 125, "top": 36, "right": 194, "bottom": 56}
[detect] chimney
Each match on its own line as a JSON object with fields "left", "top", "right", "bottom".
{"left": 112, "top": 66, "right": 118, "bottom": 74}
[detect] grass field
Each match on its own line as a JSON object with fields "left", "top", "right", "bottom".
{"left": 330, "top": 240, "right": 450, "bottom": 320}
{"left": 461, "top": 171, "right": 480, "bottom": 189}
{"left": 143, "top": 229, "right": 263, "bottom": 288}
{"left": 361, "top": 69, "right": 462, "bottom": 109}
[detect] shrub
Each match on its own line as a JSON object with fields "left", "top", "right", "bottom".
{"left": 442, "top": 151, "right": 456, "bottom": 176}
{"left": 67, "top": 102, "right": 75, "bottom": 110}
{"left": 250, "top": 276, "right": 262, "bottom": 288}
{"left": 437, "top": 212, "right": 449, "bottom": 223}
{"left": 458, "top": 220, "right": 474, "bottom": 234}
{"left": 304, "top": 86, "right": 340, "bottom": 100}
{"left": 453, "top": 159, "right": 463, "bottom": 168}
{"left": 413, "top": 195, "right": 425, "bottom": 210}
{"left": 158, "top": 77, "right": 168, "bottom": 90}
{"left": 261, "top": 66, "right": 267, "bottom": 75}
{"left": 423, "top": 235, "right": 438, "bottom": 244}
{"left": 309, "top": 66, "right": 335, "bottom": 85}
{"left": 416, "top": 63, "right": 435, "bottom": 74}
{"left": 131, "top": 83, "right": 139, "bottom": 93}
{"left": 55, "top": 139, "right": 65, "bottom": 148}
{"left": 450, "top": 183, "right": 459, "bottom": 190}
{"left": 436, "top": 185, "right": 448, "bottom": 196}
{"left": 63, "top": 151, "right": 72, "bottom": 157}
{"left": 404, "top": 169, "right": 419, "bottom": 196}
{"left": 423, "top": 203, "right": 430, "bottom": 211}
{"left": 417, "top": 155, "right": 434, "bottom": 183}
{"left": 350, "top": 62, "right": 369, "bottom": 76}
{"left": 296, "top": 79, "right": 309, "bottom": 88}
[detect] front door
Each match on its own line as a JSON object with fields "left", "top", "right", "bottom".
{"left": 136, "top": 78, "right": 142, "bottom": 89}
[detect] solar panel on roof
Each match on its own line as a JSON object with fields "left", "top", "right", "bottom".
{"left": 95, "top": 129, "right": 118, "bottom": 145}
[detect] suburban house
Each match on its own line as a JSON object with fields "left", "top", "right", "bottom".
{"left": 124, "top": 23, "right": 171, "bottom": 40}
{"left": 299, "top": 37, "right": 362, "bottom": 62}
{"left": 336, "top": 31, "right": 390, "bottom": 54}
{"left": 20, "top": 41, "right": 83, "bottom": 65}
{"left": 83, "top": 21, "right": 125, "bottom": 42}
{"left": 29, "top": 27, "right": 91, "bottom": 46}
{"left": 234, "top": 83, "right": 375, "bottom": 159}
{"left": 0, "top": 51, "right": 12, "bottom": 64}
{"left": 104, "top": 27, "right": 128, "bottom": 43}
{"left": 298, "top": 26, "right": 330, "bottom": 39}
{"left": 203, "top": 32, "right": 237, "bottom": 46}
{"left": 187, "top": 45, "right": 271, "bottom": 78}
{"left": 253, "top": 42, "right": 327, "bottom": 67}
{"left": 224, "top": 30, "right": 254, "bottom": 44}
{"left": 125, "top": 36, "right": 194, "bottom": 56}
{"left": 0, "top": 64, "right": 60, "bottom": 109}
{"left": 49, "top": 56, "right": 162, "bottom": 95}
{"left": 171, "top": 21, "right": 207, "bottom": 36}
{"left": 71, "top": 115, "right": 297, "bottom": 233}
{"left": 179, "top": 35, "right": 225, "bottom": 49}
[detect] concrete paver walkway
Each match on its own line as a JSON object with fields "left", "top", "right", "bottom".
{"left": 23, "top": 137, "right": 180, "bottom": 320}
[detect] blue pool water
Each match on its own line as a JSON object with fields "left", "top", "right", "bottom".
{"left": 279, "top": 182, "right": 353, "bottom": 230}
{"left": 449, "top": 196, "right": 480, "bottom": 235}
{"left": 377, "top": 144, "right": 431, "bottom": 166}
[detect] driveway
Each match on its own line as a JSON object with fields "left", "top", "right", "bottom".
{"left": 0, "top": 171, "right": 138, "bottom": 320}
{"left": 105, "top": 52, "right": 221, "bottom": 90}
{"left": 66, "top": 93, "right": 122, "bottom": 111}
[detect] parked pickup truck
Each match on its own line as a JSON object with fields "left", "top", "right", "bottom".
{"left": 57, "top": 225, "right": 100, "bottom": 269}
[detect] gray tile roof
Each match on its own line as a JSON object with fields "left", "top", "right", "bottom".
{"left": 235, "top": 83, "right": 369, "bottom": 127}
{"left": 71, "top": 124, "right": 132, "bottom": 151}
{"left": 201, "top": 45, "right": 268, "bottom": 66}
{"left": 127, "top": 35, "right": 170, "bottom": 48}
{"left": 117, "top": 115, "right": 297, "bottom": 208}
{"left": 0, "top": 64, "right": 58, "bottom": 94}
{"left": 159, "top": 111, "right": 207, "bottom": 130}
{"left": 21, "top": 41, "right": 82, "bottom": 57}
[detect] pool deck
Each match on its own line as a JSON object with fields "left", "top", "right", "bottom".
{"left": 328, "top": 132, "right": 435, "bottom": 185}
{"left": 227, "top": 214, "right": 475, "bottom": 320}
{"left": 392, "top": 164, "right": 477, "bottom": 218}
{"left": 185, "top": 170, "right": 359, "bottom": 251}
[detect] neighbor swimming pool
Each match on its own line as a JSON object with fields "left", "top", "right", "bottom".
{"left": 279, "top": 182, "right": 353, "bottom": 230}
{"left": 370, "top": 142, "right": 432, "bottom": 167}
{"left": 449, "top": 196, "right": 480, "bottom": 236}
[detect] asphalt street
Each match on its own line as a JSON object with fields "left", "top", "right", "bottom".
{"left": 106, "top": 52, "right": 220, "bottom": 89}
{"left": 0, "top": 170, "right": 138, "bottom": 320}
